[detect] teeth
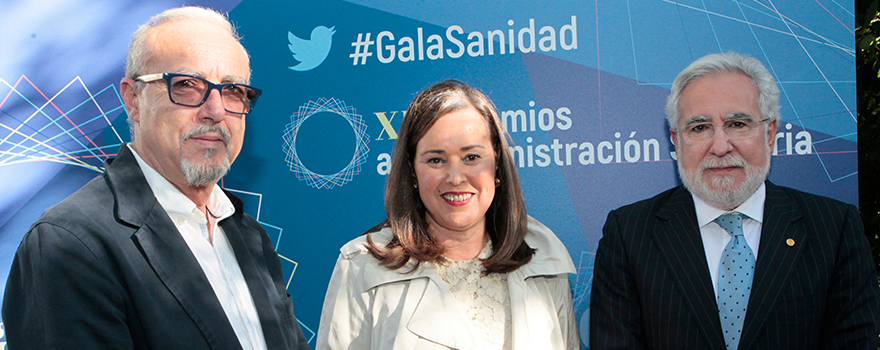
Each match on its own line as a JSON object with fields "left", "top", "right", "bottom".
{"left": 442, "top": 193, "right": 473, "bottom": 202}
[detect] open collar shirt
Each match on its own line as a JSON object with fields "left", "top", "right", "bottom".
{"left": 130, "top": 146, "right": 267, "bottom": 350}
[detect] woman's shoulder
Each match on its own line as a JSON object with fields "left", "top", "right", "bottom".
{"left": 524, "top": 216, "right": 564, "bottom": 250}
{"left": 338, "top": 226, "right": 395, "bottom": 259}
{"left": 520, "top": 216, "right": 576, "bottom": 276}
{"left": 334, "top": 226, "right": 428, "bottom": 290}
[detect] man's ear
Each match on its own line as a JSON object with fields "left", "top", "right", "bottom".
{"left": 120, "top": 77, "right": 140, "bottom": 123}
{"left": 765, "top": 118, "right": 779, "bottom": 150}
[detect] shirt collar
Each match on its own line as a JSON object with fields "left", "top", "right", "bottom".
{"left": 128, "top": 144, "right": 235, "bottom": 220}
{"left": 693, "top": 182, "right": 766, "bottom": 227}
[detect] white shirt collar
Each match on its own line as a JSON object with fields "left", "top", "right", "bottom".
{"left": 693, "top": 182, "right": 766, "bottom": 227}
{"left": 128, "top": 144, "right": 235, "bottom": 222}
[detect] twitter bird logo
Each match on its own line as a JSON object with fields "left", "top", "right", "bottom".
{"left": 288, "top": 26, "right": 335, "bottom": 71}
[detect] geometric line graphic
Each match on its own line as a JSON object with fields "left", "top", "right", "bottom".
{"left": 280, "top": 252, "right": 313, "bottom": 344}
{"left": 0, "top": 75, "right": 125, "bottom": 172}
{"left": 628, "top": 1, "right": 857, "bottom": 187}
{"left": 657, "top": 0, "right": 853, "bottom": 57}
{"left": 225, "top": 188, "right": 266, "bottom": 220}
{"left": 572, "top": 250, "right": 595, "bottom": 347}
{"left": 278, "top": 254, "right": 300, "bottom": 291}
{"left": 297, "top": 318, "right": 316, "bottom": 345}
{"left": 262, "top": 222, "right": 286, "bottom": 252}
{"left": 224, "top": 188, "right": 285, "bottom": 250}
{"left": 572, "top": 250, "right": 595, "bottom": 313}
{"left": 634, "top": 1, "right": 855, "bottom": 86}
{"left": 282, "top": 97, "right": 370, "bottom": 189}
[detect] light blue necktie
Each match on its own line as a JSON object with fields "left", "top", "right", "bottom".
{"left": 715, "top": 212, "right": 754, "bottom": 350}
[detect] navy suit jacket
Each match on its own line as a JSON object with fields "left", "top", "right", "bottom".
{"left": 590, "top": 182, "right": 880, "bottom": 349}
{"left": 3, "top": 145, "right": 311, "bottom": 349}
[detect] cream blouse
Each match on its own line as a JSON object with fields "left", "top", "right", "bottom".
{"left": 434, "top": 242, "right": 512, "bottom": 350}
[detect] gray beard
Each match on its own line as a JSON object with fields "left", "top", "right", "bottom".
{"left": 181, "top": 148, "right": 230, "bottom": 187}
{"left": 179, "top": 125, "right": 232, "bottom": 187}
{"left": 678, "top": 146, "right": 770, "bottom": 211}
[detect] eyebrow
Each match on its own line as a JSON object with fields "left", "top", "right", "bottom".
{"left": 684, "top": 116, "right": 711, "bottom": 125}
{"left": 460, "top": 144, "right": 486, "bottom": 152}
{"left": 222, "top": 75, "right": 248, "bottom": 85}
{"left": 420, "top": 149, "right": 446, "bottom": 156}
{"left": 724, "top": 112, "right": 754, "bottom": 121}
{"left": 419, "top": 144, "right": 486, "bottom": 156}
{"left": 684, "top": 112, "right": 754, "bottom": 126}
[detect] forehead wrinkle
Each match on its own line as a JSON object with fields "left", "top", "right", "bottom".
{"left": 167, "top": 68, "right": 195, "bottom": 75}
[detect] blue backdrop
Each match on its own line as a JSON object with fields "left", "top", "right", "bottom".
{"left": 0, "top": 1, "right": 857, "bottom": 348}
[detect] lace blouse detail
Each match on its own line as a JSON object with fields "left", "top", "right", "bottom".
{"left": 433, "top": 242, "right": 512, "bottom": 350}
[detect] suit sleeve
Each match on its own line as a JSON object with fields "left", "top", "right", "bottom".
{"left": 316, "top": 253, "right": 371, "bottom": 350}
{"left": 2, "top": 222, "right": 133, "bottom": 349}
{"left": 823, "top": 204, "right": 880, "bottom": 350}
{"left": 590, "top": 209, "right": 645, "bottom": 350}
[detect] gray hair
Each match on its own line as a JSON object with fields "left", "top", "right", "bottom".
{"left": 124, "top": 6, "right": 243, "bottom": 79}
{"left": 665, "top": 52, "right": 780, "bottom": 130}
{"left": 124, "top": 6, "right": 246, "bottom": 139}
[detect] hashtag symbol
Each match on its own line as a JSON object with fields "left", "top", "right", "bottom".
{"left": 350, "top": 33, "right": 374, "bottom": 66}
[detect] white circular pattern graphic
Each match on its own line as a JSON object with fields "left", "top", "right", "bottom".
{"left": 282, "top": 97, "right": 370, "bottom": 189}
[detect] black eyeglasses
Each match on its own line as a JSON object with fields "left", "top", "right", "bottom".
{"left": 134, "top": 73, "right": 262, "bottom": 115}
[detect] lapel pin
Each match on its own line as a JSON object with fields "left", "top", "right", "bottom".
{"left": 786, "top": 238, "right": 795, "bottom": 247}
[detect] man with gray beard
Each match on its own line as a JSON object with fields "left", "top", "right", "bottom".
{"left": 3, "top": 6, "right": 311, "bottom": 350}
{"left": 590, "top": 52, "right": 879, "bottom": 350}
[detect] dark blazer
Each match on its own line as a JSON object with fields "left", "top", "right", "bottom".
{"left": 3, "top": 144, "right": 311, "bottom": 350}
{"left": 590, "top": 182, "right": 880, "bottom": 350}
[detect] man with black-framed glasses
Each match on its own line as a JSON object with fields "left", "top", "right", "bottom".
{"left": 591, "top": 52, "right": 880, "bottom": 349}
{"left": 3, "top": 6, "right": 311, "bottom": 350}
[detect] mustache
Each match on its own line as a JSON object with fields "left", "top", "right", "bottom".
{"left": 700, "top": 155, "right": 747, "bottom": 170}
{"left": 183, "top": 124, "right": 231, "bottom": 144}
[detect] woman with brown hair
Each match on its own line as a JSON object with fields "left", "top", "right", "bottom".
{"left": 317, "top": 80, "right": 579, "bottom": 349}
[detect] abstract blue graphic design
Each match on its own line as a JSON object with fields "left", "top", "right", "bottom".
{"left": 282, "top": 97, "right": 370, "bottom": 189}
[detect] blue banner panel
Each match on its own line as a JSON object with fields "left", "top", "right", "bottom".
{"left": 0, "top": 0, "right": 856, "bottom": 348}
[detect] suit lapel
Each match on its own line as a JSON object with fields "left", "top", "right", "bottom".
{"left": 652, "top": 187, "right": 726, "bottom": 349}
{"left": 221, "top": 215, "right": 285, "bottom": 348}
{"left": 134, "top": 211, "right": 242, "bottom": 348}
{"left": 108, "top": 145, "right": 241, "bottom": 349}
{"left": 739, "top": 182, "right": 804, "bottom": 349}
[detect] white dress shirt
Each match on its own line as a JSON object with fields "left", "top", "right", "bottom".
{"left": 692, "top": 183, "right": 765, "bottom": 299}
{"left": 130, "top": 146, "right": 267, "bottom": 350}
